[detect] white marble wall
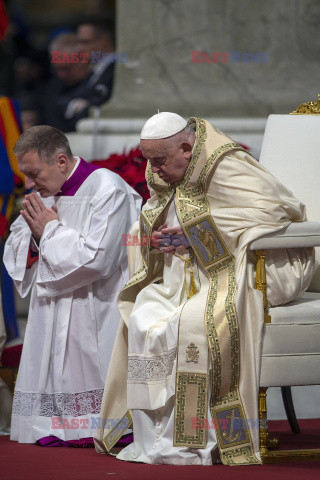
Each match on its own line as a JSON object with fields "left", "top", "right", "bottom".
{"left": 98, "top": 0, "right": 320, "bottom": 119}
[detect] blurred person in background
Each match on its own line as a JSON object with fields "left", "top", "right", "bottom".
{"left": 41, "top": 32, "right": 92, "bottom": 132}
{"left": 77, "top": 18, "right": 115, "bottom": 107}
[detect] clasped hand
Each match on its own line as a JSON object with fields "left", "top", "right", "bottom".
{"left": 21, "top": 192, "right": 59, "bottom": 240}
{"left": 151, "top": 223, "right": 189, "bottom": 254}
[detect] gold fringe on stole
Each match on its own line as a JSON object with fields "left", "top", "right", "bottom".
{"left": 174, "top": 251, "right": 198, "bottom": 299}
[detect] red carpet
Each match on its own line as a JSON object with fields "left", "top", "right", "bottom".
{"left": 1, "top": 420, "right": 320, "bottom": 480}
{"left": 269, "top": 419, "right": 320, "bottom": 451}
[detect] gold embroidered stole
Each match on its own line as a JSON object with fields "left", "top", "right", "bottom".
{"left": 103, "top": 118, "right": 260, "bottom": 465}
{"left": 171, "top": 120, "right": 260, "bottom": 465}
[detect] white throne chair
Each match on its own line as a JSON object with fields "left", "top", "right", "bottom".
{"left": 249, "top": 113, "right": 320, "bottom": 463}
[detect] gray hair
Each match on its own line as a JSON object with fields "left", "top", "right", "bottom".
{"left": 183, "top": 124, "right": 196, "bottom": 139}
{"left": 166, "top": 124, "right": 196, "bottom": 147}
{"left": 14, "top": 126, "right": 73, "bottom": 164}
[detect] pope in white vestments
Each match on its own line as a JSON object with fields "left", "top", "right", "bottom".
{"left": 95, "top": 113, "right": 314, "bottom": 465}
{"left": 3, "top": 126, "right": 141, "bottom": 444}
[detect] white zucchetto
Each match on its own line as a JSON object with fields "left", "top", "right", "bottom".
{"left": 140, "top": 112, "right": 188, "bottom": 140}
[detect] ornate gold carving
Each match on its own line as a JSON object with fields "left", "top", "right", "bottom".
{"left": 186, "top": 342, "right": 199, "bottom": 363}
{"left": 290, "top": 94, "right": 320, "bottom": 115}
{"left": 267, "top": 436, "right": 280, "bottom": 450}
{"left": 259, "top": 388, "right": 284, "bottom": 457}
{"left": 259, "top": 387, "right": 269, "bottom": 456}
{"left": 259, "top": 387, "right": 320, "bottom": 463}
{"left": 262, "top": 448, "right": 320, "bottom": 463}
{"left": 255, "top": 250, "right": 271, "bottom": 324}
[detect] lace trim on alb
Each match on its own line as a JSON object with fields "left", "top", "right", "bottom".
{"left": 128, "top": 347, "right": 177, "bottom": 384}
{"left": 12, "top": 389, "right": 103, "bottom": 417}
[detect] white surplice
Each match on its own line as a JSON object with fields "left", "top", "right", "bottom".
{"left": 4, "top": 166, "right": 141, "bottom": 443}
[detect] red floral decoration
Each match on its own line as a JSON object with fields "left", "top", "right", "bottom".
{"left": 91, "top": 147, "right": 150, "bottom": 203}
{"left": 0, "top": 1, "right": 9, "bottom": 41}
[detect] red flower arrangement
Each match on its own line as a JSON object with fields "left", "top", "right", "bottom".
{"left": 91, "top": 147, "right": 150, "bottom": 203}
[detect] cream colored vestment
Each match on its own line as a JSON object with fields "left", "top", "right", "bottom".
{"left": 95, "top": 119, "right": 314, "bottom": 465}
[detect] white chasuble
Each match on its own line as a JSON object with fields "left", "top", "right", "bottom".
{"left": 4, "top": 164, "right": 141, "bottom": 443}
{"left": 96, "top": 118, "right": 314, "bottom": 465}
